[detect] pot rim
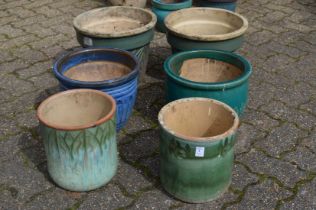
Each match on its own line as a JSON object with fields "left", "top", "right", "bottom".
{"left": 164, "top": 8, "right": 248, "bottom": 41}
{"left": 73, "top": 6, "right": 157, "bottom": 38}
{"left": 152, "top": 0, "right": 192, "bottom": 10}
{"left": 163, "top": 49, "right": 252, "bottom": 90}
{"left": 37, "top": 89, "right": 116, "bottom": 131}
{"left": 158, "top": 97, "right": 239, "bottom": 142}
{"left": 53, "top": 47, "right": 139, "bottom": 88}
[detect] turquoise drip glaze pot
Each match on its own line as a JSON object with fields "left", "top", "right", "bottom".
{"left": 151, "top": 0, "right": 192, "bottom": 33}
{"left": 37, "top": 89, "right": 117, "bottom": 191}
{"left": 163, "top": 50, "right": 252, "bottom": 115}
{"left": 198, "top": 1, "right": 237, "bottom": 11}
{"left": 158, "top": 97, "right": 239, "bottom": 203}
{"left": 73, "top": 6, "right": 157, "bottom": 73}
{"left": 164, "top": 8, "right": 248, "bottom": 52}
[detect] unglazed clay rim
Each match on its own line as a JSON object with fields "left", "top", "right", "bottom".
{"left": 164, "top": 49, "right": 252, "bottom": 90}
{"left": 158, "top": 98, "right": 239, "bottom": 142}
{"left": 73, "top": 6, "right": 157, "bottom": 38}
{"left": 164, "top": 8, "right": 248, "bottom": 41}
{"left": 37, "top": 89, "right": 116, "bottom": 131}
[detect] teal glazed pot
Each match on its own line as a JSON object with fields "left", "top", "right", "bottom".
{"left": 73, "top": 6, "right": 157, "bottom": 73}
{"left": 158, "top": 98, "right": 239, "bottom": 203}
{"left": 198, "top": 1, "right": 236, "bottom": 11}
{"left": 163, "top": 50, "right": 252, "bottom": 115}
{"left": 151, "top": 0, "right": 192, "bottom": 33}
{"left": 37, "top": 89, "right": 117, "bottom": 191}
{"left": 164, "top": 8, "right": 248, "bottom": 52}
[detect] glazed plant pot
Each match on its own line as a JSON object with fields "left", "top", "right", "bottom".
{"left": 151, "top": 0, "right": 192, "bottom": 33}
{"left": 198, "top": 1, "right": 237, "bottom": 11}
{"left": 163, "top": 50, "right": 252, "bottom": 115}
{"left": 164, "top": 8, "right": 248, "bottom": 52}
{"left": 109, "top": 0, "right": 147, "bottom": 8}
{"left": 158, "top": 97, "right": 239, "bottom": 203}
{"left": 53, "top": 47, "right": 139, "bottom": 131}
{"left": 73, "top": 6, "right": 156, "bottom": 75}
{"left": 37, "top": 89, "right": 117, "bottom": 191}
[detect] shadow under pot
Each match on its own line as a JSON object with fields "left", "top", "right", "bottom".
{"left": 52, "top": 47, "right": 139, "bottom": 131}
{"left": 151, "top": 0, "right": 192, "bottom": 33}
{"left": 37, "top": 89, "right": 117, "bottom": 191}
{"left": 163, "top": 50, "right": 252, "bottom": 115}
{"left": 73, "top": 6, "right": 157, "bottom": 77}
{"left": 158, "top": 97, "right": 239, "bottom": 203}
{"left": 198, "top": 1, "right": 237, "bottom": 11}
{"left": 164, "top": 8, "right": 248, "bottom": 52}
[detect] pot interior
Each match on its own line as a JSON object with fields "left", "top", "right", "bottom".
{"left": 39, "top": 91, "right": 113, "bottom": 128}
{"left": 179, "top": 58, "right": 242, "bottom": 83}
{"left": 161, "top": 100, "right": 236, "bottom": 139}
{"left": 74, "top": 7, "right": 153, "bottom": 36}
{"left": 63, "top": 61, "right": 131, "bottom": 82}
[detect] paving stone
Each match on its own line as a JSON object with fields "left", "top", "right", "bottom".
{"left": 227, "top": 179, "right": 292, "bottom": 210}
{"left": 247, "top": 81, "right": 277, "bottom": 109}
{"left": 247, "top": 30, "right": 276, "bottom": 46}
{"left": 78, "top": 183, "right": 133, "bottom": 210}
{"left": 255, "top": 123, "right": 308, "bottom": 157}
{"left": 283, "top": 146, "right": 316, "bottom": 172}
{"left": 0, "top": 24, "right": 25, "bottom": 38}
{"left": 113, "top": 160, "right": 153, "bottom": 195}
{"left": 237, "top": 149, "right": 306, "bottom": 187}
{"left": 0, "top": 186, "right": 20, "bottom": 210}
{"left": 138, "top": 154, "right": 160, "bottom": 179}
{"left": 123, "top": 112, "right": 154, "bottom": 135}
{"left": 231, "top": 163, "right": 259, "bottom": 191}
{"left": 27, "top": 72, "right": 59, "bottom": 89}
{"left": 16, "top": 60, "right": 51, "bottom": 79}
{"left": 301, "top": 130, "right": 316, "bottom": 153}
{"left": 242, "top": 110, "right": 280, "bottom": 132}
{"left": 119, "top": 129, "right": 160, "bottom": 163}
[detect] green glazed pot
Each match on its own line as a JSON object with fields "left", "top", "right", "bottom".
{"left": 158, "top": 98, "right": 239, "bottom": 203}
{"left": 163, "top": 50, "right": 252, "bottom": 115}
{"left": 37, "top": 89, "right": 117, "bottom": 191}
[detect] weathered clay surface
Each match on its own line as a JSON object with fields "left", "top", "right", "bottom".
{"left": 179, "top": 58, "right": 242, "bottom": 82}
{"left": 0, "top": 0, "right": 315, "bottom": 209}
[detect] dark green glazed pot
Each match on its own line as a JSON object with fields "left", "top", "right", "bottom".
{"left": 164, "top": 50, "right": 252, "bottom": 115}
{"left": 158, "top": 98, "right": 239, "bottom": 203}
{"left": 37, "top": 89, "right": 117, "bottom": 191}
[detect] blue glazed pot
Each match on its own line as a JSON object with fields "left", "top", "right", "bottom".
{"left": 165, "top": 8, "right": 248, "bottom": 52}
{"left": 198, "top": 1, "right": 236, "bottom": 11}
{"left": 73, "top": 6, "right": 156, "bottom": 75}
{"left": 37, "top": 89, "right": 117, "bottom": 191}
{"left": 163, "top": 50, "right": 252, "bottom": 115}
{"left": 52, "top": 48, "right": 139, "bottom": 131}
{"left": 151, "top": 0, "right": 192, "bottom": 33}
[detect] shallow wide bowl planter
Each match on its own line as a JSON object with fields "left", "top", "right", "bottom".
{"left": 198, "top": 1, "right": 237, "bottom": 11}
{"left": 37, "top": 89, "right": 117, "bottom": 191}
{"left": 165, "top": 8, "right": 248, "bottom": 52}
{"left": 164, "top": 50, "right": 252, "bottom": 115}
{"left": 158, "top": 97, "right": 239, "bottom": 203}
{"left": 151, "top": 0, "right": 192, "bottom": 33}
{"left": 73, "top": 6, "right": 156, "bottom": 74}
{"left": 53, "top": 47, "right": 139, "bottom": 131}
{"left": 109, "top": 0, "right": 147, "bottom": 8}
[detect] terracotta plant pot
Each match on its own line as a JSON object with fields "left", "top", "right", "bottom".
{"left": 163, "top": 50, "right": 252, "bottom": 115}
{"left": 73, "top": 6, "right": 156, "bottom": 77}
{"left": 198, "top": 1, "right": 237, "bottom": 11}
{"left": 158, "top": 97, "right": 239, "bottom": 203}
{"left": 164, "top": 8, "right": 248, "bottom": 52}
{"left": 52, "top": 47, "right": 139, "bottom": 131}
{"left": 151, "top": 0, "right": 192, "bottom": 33}
{"left": 37, "top": 89, "right": 117, "bottom": 191}
{"left": 109, "top": 0, "right": 147, "bottom": 8}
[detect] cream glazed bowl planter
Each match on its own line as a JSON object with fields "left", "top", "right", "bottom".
{"left": 73, "top": 6, "right": 157, "bottom": 76}
{"left": 164, "top": 8, "right": 248, "bottom": 52}
{"left": 37, "top": 89, "right": 117, "bottom": 191}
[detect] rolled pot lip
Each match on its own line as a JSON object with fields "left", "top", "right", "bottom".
{"left": 73, "top": 6, "right": 157, "bottom": 38}
{"left": 37, "top": 89, "right": 116, "bottom": 131}
{"left": 52, "top": 47, "right": 139, "bottom": 88}
{"left": 163, "top": 49, "right": 252, "bottom": 90}
{"left": 158, "top": 97, "right": 239, "bottom": 142}
{"left": 151, "top": 0, "right": 192, "bottom": 10}
{"left": 164, "top": 8, "right": 248, "bottom": 41}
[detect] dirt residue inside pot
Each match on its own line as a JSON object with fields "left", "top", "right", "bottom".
{"left": 179, "top": 58, "right": 242, "bottom": 83}
{"left": 84, "top": 17, "right": 144, "bottom": 34}
{"left": 64, "top": 61, "right": 131, "bottom": 82}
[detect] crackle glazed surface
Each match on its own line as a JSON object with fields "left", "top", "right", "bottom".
{"left": 165, "top": 8, "right": 248, "bottom": 41}
{"left": 158, "top": 98, "right": 239, "bottom": 202}
{"left": 37, "top": 89, "right": 117, "bottom": 191}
